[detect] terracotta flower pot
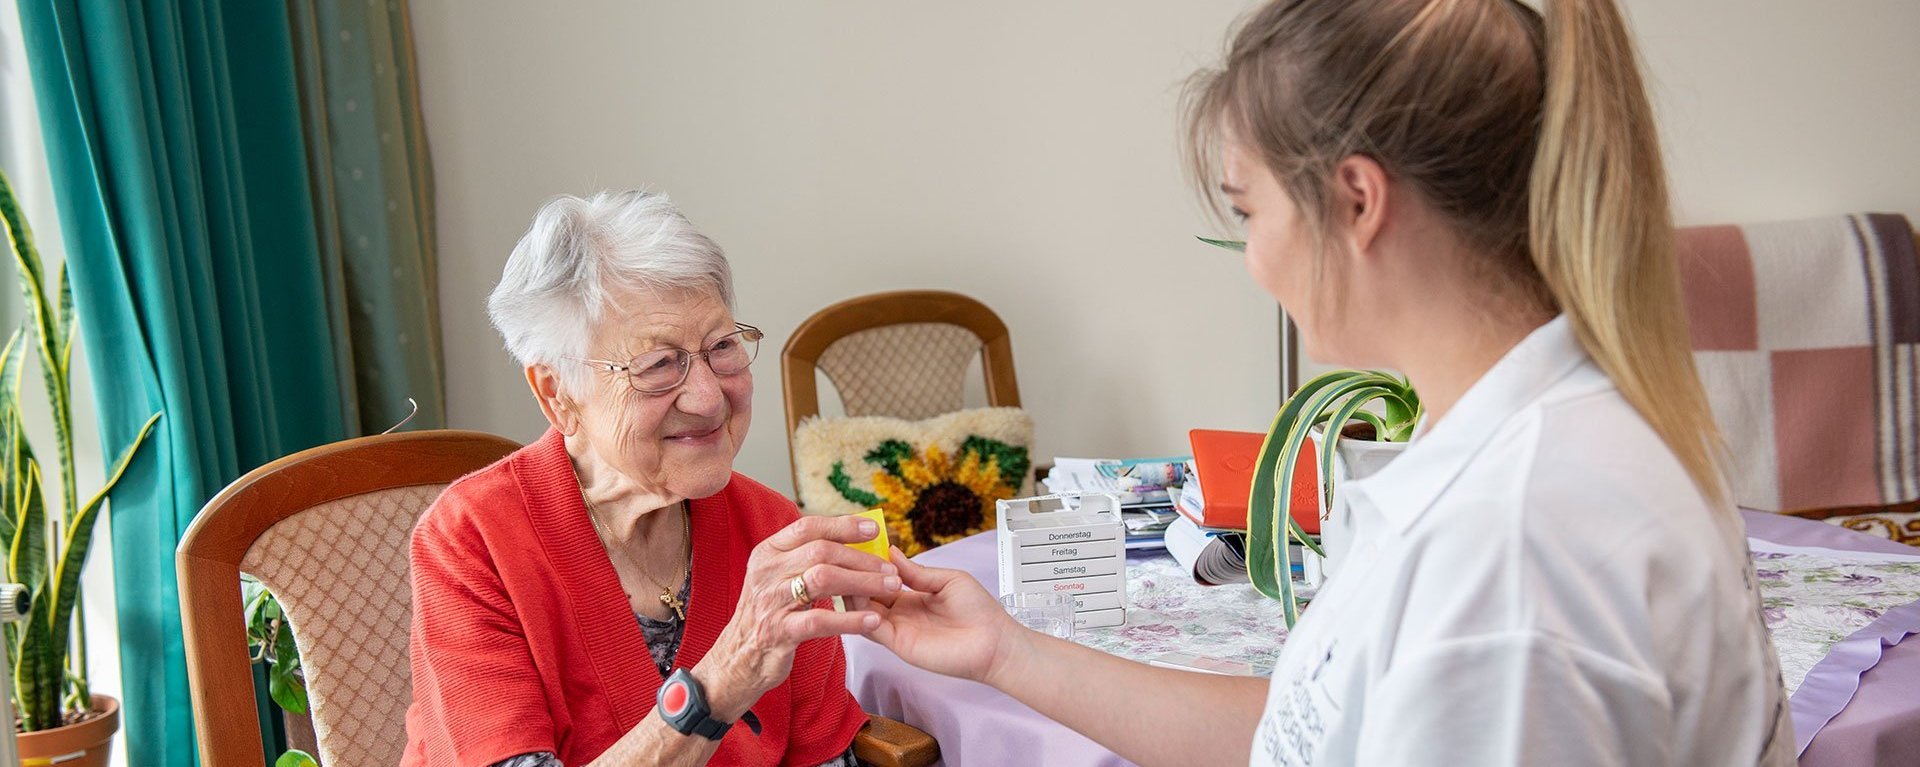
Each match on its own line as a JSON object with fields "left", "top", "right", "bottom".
{"left": 16, "top": 694, "right": 120, "bottom": 767}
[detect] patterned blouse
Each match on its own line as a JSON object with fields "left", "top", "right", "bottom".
{"left": 492, "top": 574, "right": 859, "bottom": 767}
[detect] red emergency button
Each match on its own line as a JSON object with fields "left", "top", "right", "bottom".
{"left": 661, "top": 681, "right": 689, "bottom": 716}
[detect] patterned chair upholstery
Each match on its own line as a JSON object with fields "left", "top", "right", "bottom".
{"left": 783, "top": 290, "right": 1023, "bottom": 494}
{"left": 177, "top": 430, "right": 518, "bottom": 766}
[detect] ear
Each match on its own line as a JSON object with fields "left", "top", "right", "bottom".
{"left": 528, "top": 364, "right": 581, "bottom": 435}
{"left": 1332, "top": 155, "right": 1391, "bottom": 257}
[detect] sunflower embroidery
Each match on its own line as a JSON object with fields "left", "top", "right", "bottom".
{"left": 828, "top": 436, "right": 1028, "bottom": 555}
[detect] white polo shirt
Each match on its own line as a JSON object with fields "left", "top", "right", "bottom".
{"left": 1250, "top": 316, "right": 1794, "bottom": 766}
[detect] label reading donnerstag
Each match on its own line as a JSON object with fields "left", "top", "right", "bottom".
{"left": 1007, "top": 572, "right": 1123, "bottom": 597}
{"left": 1016, "top": 557, "right": 1122, "bottom": 583}
{"left": 1015, "top": 538, "right": 1122, "bottom": 565}
{"left": 1007, "top": 518, "right": 1123, "bottom": 546}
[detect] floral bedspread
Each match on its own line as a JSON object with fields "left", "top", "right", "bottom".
{"left": 1753, "top": 549, "right": 1920, "bottom": 694}
{"left": 1072, "top": 549, "right": 1920, "bottom": 692}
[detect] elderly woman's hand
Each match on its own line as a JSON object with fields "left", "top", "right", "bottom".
{"left": 692, "top": 514, "right": 899, "bottom": 721}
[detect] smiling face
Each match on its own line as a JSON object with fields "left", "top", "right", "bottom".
{"left": 557, "top": 286, "right": 754, "bottom": 500}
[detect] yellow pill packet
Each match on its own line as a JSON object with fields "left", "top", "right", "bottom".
{"left": 845, "top": 508, "right": 891, "bottom": 560}
{"left": 834, "top": 509, "right": 892, "bottom": 613}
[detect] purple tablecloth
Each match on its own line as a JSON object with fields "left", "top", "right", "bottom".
{"left": 1744, "top": 512, "right": 1920, "bottom": 767}
{"left": 843, "top": 513, "right": 1920, "bottom": 766}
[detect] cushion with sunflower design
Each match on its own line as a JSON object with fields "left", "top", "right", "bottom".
{"left": 793, "top": 407, "right": 1033, "bottom": 555}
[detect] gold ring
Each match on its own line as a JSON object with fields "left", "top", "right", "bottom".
{"left": 789, "top": 574, "right": 812, "bottom": 606}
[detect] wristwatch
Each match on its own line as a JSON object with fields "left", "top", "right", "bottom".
{"left": 657, "top": 668, "right": 733, "bottom": 740}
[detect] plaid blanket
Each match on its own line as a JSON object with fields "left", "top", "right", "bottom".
{"left": 1679, "top": 213, "right": 1920, "bottom": 513}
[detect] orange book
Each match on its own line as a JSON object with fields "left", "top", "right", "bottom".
{"left": 1187, "top": 429, "right": 1320, "bottom": 534}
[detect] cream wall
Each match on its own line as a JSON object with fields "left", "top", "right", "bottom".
{"left": 410, "top": 0, "right": 1920, "bottom": 496}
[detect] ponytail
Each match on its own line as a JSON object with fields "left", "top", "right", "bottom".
{"left": 1529, "top": 0, "right": 1729, "bottom": 504}
{"left": 1185, "top": 0, "right": 1728, "bottom": 504}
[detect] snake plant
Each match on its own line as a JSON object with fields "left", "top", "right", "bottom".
{"left": 1248, "top": 370, "right": 1420, "bottom": 627}
{"left": 1, "top": 170, "right": 160, "bottom": 730}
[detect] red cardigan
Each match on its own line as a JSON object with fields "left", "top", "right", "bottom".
{"left": 401, "top": 429, "right": 867, "bottom": 766}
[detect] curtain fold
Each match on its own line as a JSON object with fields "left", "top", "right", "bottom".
{"left": 290, "top": 0, "right": 445, "bottom": 434}
{"left": 16, "top": 0, "right": 442, "bottom": 762}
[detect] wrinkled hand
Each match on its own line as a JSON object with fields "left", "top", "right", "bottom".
{"left": 697, "top": 515, "right": 899, "bottom": 720}
{"left": 866, "top": 547, "right": 1026, "bottom": 685}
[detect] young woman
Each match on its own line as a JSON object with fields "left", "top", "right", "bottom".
{"left": 859, "top": 0, "right": 1795, "bottom": 764}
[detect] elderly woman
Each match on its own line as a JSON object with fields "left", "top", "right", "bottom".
{"left": 401, "top": 190, "right": 900, "bottom": 767}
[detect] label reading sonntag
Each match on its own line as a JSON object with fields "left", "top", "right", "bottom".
{"left": 1007, "top": 573, "right": 1123, "bottom": 596}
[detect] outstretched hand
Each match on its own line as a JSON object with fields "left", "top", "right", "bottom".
{"left": 865, "top": 547, "right": 1029, "bottom": 685}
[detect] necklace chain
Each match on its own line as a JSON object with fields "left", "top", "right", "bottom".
{"left": 574, "top": 470, "right": 691, "bottom": 622}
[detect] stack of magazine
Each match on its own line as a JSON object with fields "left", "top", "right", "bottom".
{"left": 1042, "top": 456, "right": 1188, "bottom": 550}
{"left": 1170, "top": 459, "right": 1320, "bottom": 588}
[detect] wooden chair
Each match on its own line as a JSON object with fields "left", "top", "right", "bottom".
{"left": 783, "top": 290, "right": 1022, "bottom": 493}
{"left": 177, "top": 429, "right": 938, "bottom": 767}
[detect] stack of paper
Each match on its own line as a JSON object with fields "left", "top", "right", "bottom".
{"left": 1045, "top": 456, "right": 1190, "bottom": 551}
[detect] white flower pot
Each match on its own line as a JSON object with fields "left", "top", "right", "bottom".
{"left": 1309, "top": 425, "right": 1409, "bottom": 579}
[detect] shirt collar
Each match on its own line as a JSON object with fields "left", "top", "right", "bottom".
{"left": 1343, "top": 314, "right": 1590, "bottom": 533}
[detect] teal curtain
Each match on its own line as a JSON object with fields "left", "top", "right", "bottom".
{"left": 16, "top": 0, "right": 443, "bottom": 763}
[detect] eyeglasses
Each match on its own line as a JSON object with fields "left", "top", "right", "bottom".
{"left": 573, "top": 323, "right": 763, "bottom": 394}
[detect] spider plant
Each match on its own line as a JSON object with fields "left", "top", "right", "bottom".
{"left": 1248, "top": 370, "right": 1420, "bottom": 627}
{"left": 1, "top": 170, "right": 161, "bottom": 730}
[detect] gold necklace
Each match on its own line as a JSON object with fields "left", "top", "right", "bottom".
{"left": 576, "top": 475, "right": 691, "bottom": 622}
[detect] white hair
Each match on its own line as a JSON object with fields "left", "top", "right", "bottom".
{"left": 487, "top": 190, "right": 735, "bottom": 393}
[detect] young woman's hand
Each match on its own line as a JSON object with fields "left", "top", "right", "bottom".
{"left": 865, "top": 547, "right": 1030, "bottom": 685}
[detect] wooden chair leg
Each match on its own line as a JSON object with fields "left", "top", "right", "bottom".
{"left": 852, "top": 714, "right": 940, "bottom": 767}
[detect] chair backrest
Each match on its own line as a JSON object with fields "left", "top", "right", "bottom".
{"left": 782, "top": 290, "right": 1021, "bottom": 494}
{"left": 178, "top": 430, "right": 520, "bottom": 766}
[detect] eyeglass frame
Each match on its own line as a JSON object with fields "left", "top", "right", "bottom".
{"left": 569, "top": 323, "right": 765, "bottom": 394}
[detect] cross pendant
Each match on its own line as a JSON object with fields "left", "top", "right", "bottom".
{"left": 661, "top": 589, "right": 687, "bottom": 622}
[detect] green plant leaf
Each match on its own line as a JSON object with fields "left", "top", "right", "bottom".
{"left": 1195, "top": 236, "right": 1247, "bottom": 252}
{"left": 1247, "top": 371, "right": 1359, "bottom": 621}
{"left": 0, "top": 172, "right": 72, "bottom": 534}
{"left": 268, "top": 661, "right": 307, "bottom": 714}
{"left": 10, "top": 461, "right": 48, "bottom": 604}
{"left": 0, "top": 330, "right": 25, "bottom": 548}
{"left": 46, "top": 412, "right": 160, "bottom": 689}
{"left": 827, "top": 461, "right": 882, "bottom": 508}
{"left": 276, "top": 750, "right": 321, "bottom": 767}
{"left": 1318, "top": 386, "right": 1391, "bottom": 509}
{"left": 11, "top": 463, "right": 56, "bottom": 730}
{"left": 54, "top": 264, "right": 74, "bottom": 374}
{"left": 268, "top": 625, "right": 307, "bottom": 714}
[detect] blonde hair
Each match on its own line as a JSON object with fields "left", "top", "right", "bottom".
{"left": 1185, "top": 0, "right": 1728, "bottom": 504}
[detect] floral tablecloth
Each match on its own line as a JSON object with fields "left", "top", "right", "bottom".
{"left": 845, "top": 522, "right": 1920, "bottom": 767}
{"left": 1753, "top": 548, "right": 1920, "bottom": 695}
{"left": 1071, "top": 555, "right": 1291, "bottom": 671}
{"left": 1069, "top": 545, "right": 1920, "bottom": 695}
